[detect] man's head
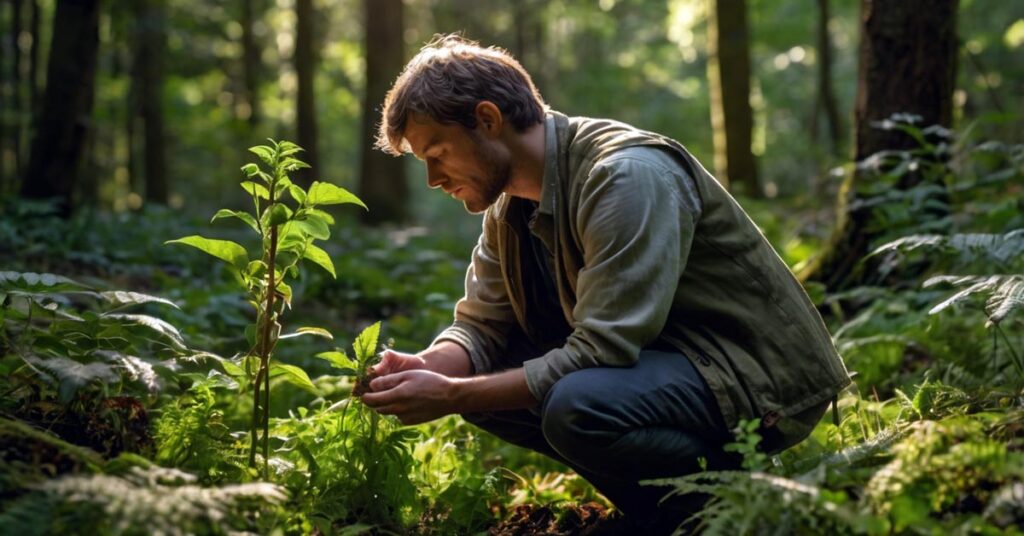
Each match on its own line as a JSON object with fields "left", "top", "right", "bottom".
{"left": 376, "top": 34, "right": 547, "bottom": 156}
{"left": 375, "top": 35, "right": 547, "bottom": 213}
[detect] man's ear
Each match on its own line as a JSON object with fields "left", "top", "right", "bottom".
{"left": 474, "top": 101, "right": 503, "bottom": 138}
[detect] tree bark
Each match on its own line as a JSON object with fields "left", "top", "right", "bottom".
{"left": 10, "top": 0, "right": 24, "bottom": 179}
{"left": 134, "top": 0, "right": 168, "bottom": 204}
{"left": 706, "top": 0, "right": 759, "bottom": 197}
{"left": 28, "top": 0, "right": 39, "bottom": 116}
{"left": 21, "top": 0, "right": 101, "bottom": 216}
{"left": 800, "top": 0, "right": 958, "bottom": 291}
{"left": 294, "top": 0, "right": 318, "bottom": 187}
{"left": 241, "top": 0, "right": 261, "bottom": 127}
{"left": 358, "top": 0, "right": 407, "bottom": 224}
{"left": 812, "top": 0, "right": 842, "bottom": 158}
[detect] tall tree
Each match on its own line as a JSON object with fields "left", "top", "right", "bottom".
{"left": 800, "top": 0, "right": 958, "bottom": 290}
{"left": 21, "top": 0, "right": 101, "bottom": 215}
{"left": 706, "top": 0, "right": 759, "bottom": 197}
{"left": 294, "top": 0, "right": 318, "bottom": 187}
{"left": 358, "top": 0, "right": 407, "bottom": 224}
{"left": 811, "top": 0, "right": 842, "bottom": 158}
{"left": 9, "top": 0, "right": 24, "bottom": 179}
{"left": 240, "top": 0, "right": 262, "bottom": 127}
{"left": 134, "top": 0, "right": 168, "bottom": 204}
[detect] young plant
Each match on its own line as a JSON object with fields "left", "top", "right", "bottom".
{"left": 167, "top": 139, "right": 365, "bottom": 479}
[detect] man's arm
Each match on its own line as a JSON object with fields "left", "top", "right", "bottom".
{"left": 361, "top": 366, "right": 536, "bottom": 424}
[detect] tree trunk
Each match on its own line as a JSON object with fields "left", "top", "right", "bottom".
{"left": 812, "top": 0, "right": 842, "bottom": 158}
{"left": 134, "top": 0, "right": 168, "bottom": 204}
{"left": 706, "top": 0, "right": 759, "bottom": 197}
{"left": 21, "top": 0, "right": 101, "bottom": 216}
{"left": 294, "top": 0, "right": 318, "bottom": 187}
{"left": 28, "top": 0, "right": 39, "bottom": 116}
{"left": 241, "top": 0, "right": 261, "bottom": 127}
{"left": 358, "top": 0, "right": 407, "bottom": 224}
{"left": 10, "top": 0, "right": 24, "bottom": 179}
{"left": 799, "top": 0, "right": 958, "bottom": 291}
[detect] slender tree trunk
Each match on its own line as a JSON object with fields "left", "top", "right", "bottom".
{"left": 241, "top": 0, "right": 261, "bottom": 127}
{"left": 800, "top": 0, "right": 958, "bottom": 291}
{"left": 10, "top": 0, "right": 24, "bottom": 179}
{"left": 28, "top": 0, "right": 39, "bottom": 116}
{"left": 706, "top": 0, "right": 759, "bottom": 197}
{"left": 21, "top": 0, "right": 101, "bottom": 216}
{"left": 811, "top": 0, "right": 842, "bottom": 157}
{"left": 294, "top": 0, "right": 318, "bottom": 187}
{"left": 358, "top": 0, "right": 407, "bottom": 224}
{"left": 134, "top": 0, "right": 168, "bottom": 204}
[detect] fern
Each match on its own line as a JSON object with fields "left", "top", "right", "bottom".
{"left": 0, "top": 465, "right": 287, "bottom": 535}
{"left": 872, "top": 229, "right": 1024, "bottom": 268}
{"left": 924, "top": 274, "right": 1024, "bottom": 326}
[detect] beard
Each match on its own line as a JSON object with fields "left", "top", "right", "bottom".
{"left": 463, "top": 133, "right": 512, "bottom": 214}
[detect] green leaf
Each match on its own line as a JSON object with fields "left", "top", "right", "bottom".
{"left": 165, "top": 236, "right": 249, "bottom": 269}
{"left": 288, "top": 185, "right": 307, "bottom": 205}
{"left": 302, "top": 244, "right": 336, "bottom": 278}
{"left": 249, "top": 145, "right": 275, "bottom": 166}
{"left": 241, "top": 181, "right": 269, "bottom": 199}
{"left": 99, "top": 291, "right": 179, "bottom": 309}
{"left": 262, "top": 203, "right": 292, "bottom": 228}
{"left": 281, "top": 157, "right": 310, "bottom": 172}
{"left": 279, "top": 327, "right": 333, "bottom": 340}
{"left": 307, "top": 181, "right": 367, "bottom": 209}
{"left": 270, "top": 363, "right": 319, "bottom": 395}
{"left": 308, "top": 208, "right": 335, "bottom": 225}
{"left": 315, "top": 350, "right": 352, "bottom": 369}
{"left": 296, "top": 216, "right": 330, "bottom": 240}
{"left": 241, "top": 163, "right": 260, "bottom": 177}
{"left": 0, "top": 271, "right": 91, "bottom": 292}
{"left": 353, "top": 322, "right": 381, "bottom": 363}
{"left": 101, "top": 313, "right": 187, "bottom": 349}
{"left": 211, "top": 209, "right": 259, "bottom": 232}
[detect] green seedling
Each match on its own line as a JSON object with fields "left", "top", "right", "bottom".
{"left": 167, "top": 139, "right": 365, "bottom": 479}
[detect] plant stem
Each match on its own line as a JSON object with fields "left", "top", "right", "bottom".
{"left": 258, "top": 215, "right": 278, "bottom": 481}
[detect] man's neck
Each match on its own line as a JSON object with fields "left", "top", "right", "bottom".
{"left": 502, "top": 121, "right": 546, "bottom": 203}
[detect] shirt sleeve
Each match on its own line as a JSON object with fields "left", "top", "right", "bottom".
{"left": 432, "top": 209, "right": 518, "bottom": 375}
{"left": 521, "top": 153, "right": 698, "bottom": 401}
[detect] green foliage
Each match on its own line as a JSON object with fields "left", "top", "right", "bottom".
{"left": 153, "top": 376, "right": 241, "bottom": 482}
{"left": 0, "top": 464, "right": 288, "bottom": 535}
{"left": 166, "top": 139, "right": 365, "bottom": 479}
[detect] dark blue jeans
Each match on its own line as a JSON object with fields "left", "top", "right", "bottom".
{"left": 462, "top": 346, "right": 739, "bottom": 524}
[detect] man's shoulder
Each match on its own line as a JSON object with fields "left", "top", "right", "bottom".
{"left": 564, "top": 115, "right": 682, "bottom": 174}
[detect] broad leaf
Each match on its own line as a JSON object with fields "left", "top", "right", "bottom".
{"left": 315, "top": 350, "right": 352, "bottom": 369}
{"left": 353, "top": 322, "right": 381, "bottom": 363}
{"left": 296, "top": 217, "right": 330, "bottom": 240}
{"left": 307, "top": 181, "right": 367, "bottom": 209}
{"left": 241, "top": 163, "right": 260, "bottom": 177}
{"left": 302, "top": 244, "right": 336, "bottom": 278}
{"left": 101, "top": 313, "right": 186, "bottom": 349}
{"left": 212, "top": 209, "right": 259, "bottom": 233}
{"left": 0, "top": 271, "right": 90, "bottom": 292}
{"left": 270, "top": 363, "right": 319, "bottom": 395}
{"left": 25, "top": 355, "right": 119, "bottom": 402}
{"left": 100, "top": 291, "right": 179, "bottom": 309}
{"left": 262, "top": 203, "right": 292, "bottom": 228}
{"left": 166, "top": 236, "right": 248, "bottom": 269}
{"left": 241, "top": 181, "right": 269, "bottom": 199}
{"left": 249, "top": 145, "right": 275, "bottom": 166}
{"left": 288, "top": 185, "right": 307, "bottom": 205}
{"left": 279, "top": 327, "right": 333, "bottom": 340}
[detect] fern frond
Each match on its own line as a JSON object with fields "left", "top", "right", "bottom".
{"left": 872, "top": 229, "right": 1024, "bottom": 268}
{"left": 924, "top": 274, "right": 1024, "bottom": 326}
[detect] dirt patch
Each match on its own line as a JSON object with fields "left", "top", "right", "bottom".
{"left": 489, "top": 502, "right": 619, "bottom": 536}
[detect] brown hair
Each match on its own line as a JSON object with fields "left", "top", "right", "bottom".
{"left": 375, "top": 34, "right": 547, "bottom": 156}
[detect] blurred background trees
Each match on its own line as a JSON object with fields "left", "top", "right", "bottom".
{"left": 0, "top": 0, "right": 1019, "bottom": 230}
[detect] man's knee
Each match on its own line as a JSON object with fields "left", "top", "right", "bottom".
{"left": 540, "top": 371, "right": 604, "bottom": 464}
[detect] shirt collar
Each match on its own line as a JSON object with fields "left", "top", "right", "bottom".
{"left": 537, "top": 112, "right": 559, "bottom": 216}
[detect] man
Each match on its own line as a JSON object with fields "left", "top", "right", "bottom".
{"left": 360, "top": 35, "right": 850, "bottom": 531}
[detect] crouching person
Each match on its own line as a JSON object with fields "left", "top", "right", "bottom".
{"left": 360, "top": 35, "right": 850, "bottom": 533}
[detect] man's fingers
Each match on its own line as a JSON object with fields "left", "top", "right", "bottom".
{"left": 369, "top": 370, "right": 409, "bottom": 392}
{"left": 372, "top": 350, "right": 399, "bottom": 375}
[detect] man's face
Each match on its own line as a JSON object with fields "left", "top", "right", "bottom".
{"left": 404, "top": 114, "right": 511, "bottom": 214}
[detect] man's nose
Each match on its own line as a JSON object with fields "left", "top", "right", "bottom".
{"left": 425, "top": 164, "right": 445, "bottom": 189}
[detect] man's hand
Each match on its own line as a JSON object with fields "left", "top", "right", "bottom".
{"left": 360, "top": 369, "right": 462, "bottom": 425}
{"left": 372, "top": 349, "right": 428, "bottom": 376}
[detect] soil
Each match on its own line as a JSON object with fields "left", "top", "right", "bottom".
{"left": 351, "top": 369, "right": 379, "bottom": 397}
{"left": 488, "top": 502, "right": 621, "bottom": 536}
